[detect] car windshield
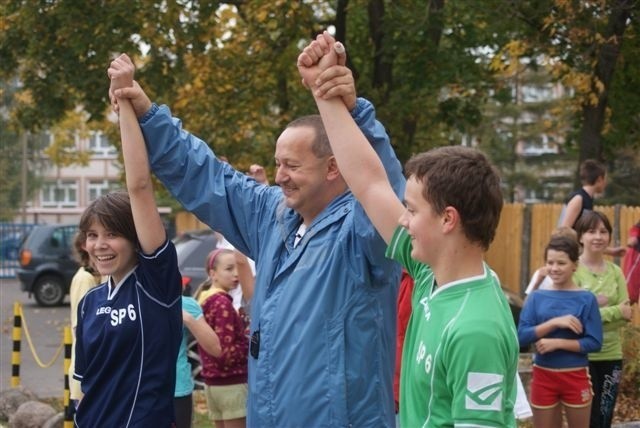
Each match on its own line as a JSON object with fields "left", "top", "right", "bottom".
{"left": 173, "top": 232, "right": 216, "bottom": 270}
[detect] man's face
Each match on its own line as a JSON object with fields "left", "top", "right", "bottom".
{"left": 274, "top": 126, "right": 331, "bottom": 222}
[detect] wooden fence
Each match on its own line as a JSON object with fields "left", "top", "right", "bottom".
{"left": 176, "top": 204, "right": 640, "bottom": 323}
{"left": 485, "top": 204, "right": 640, "bottom": 293}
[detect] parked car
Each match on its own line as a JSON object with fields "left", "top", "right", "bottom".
{"left": 17, "top": 224, "right": 79, "bottom": 307}
{"left": 174, "top": 229, "right": 217, "bottom": 296}
{"left": 1, "top": 231, "right": 29, "bottom": 262}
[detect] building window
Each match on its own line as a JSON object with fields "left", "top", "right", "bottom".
{"left": 88, "top": 180, "right": 119, "bottom": 202}
{"left": 41, "top": 180, "right": 78, "bottom": 208}
{"left": 89, "top": 131, "right": 117, "bottom": 157}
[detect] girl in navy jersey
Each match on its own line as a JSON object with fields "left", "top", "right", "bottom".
{"left": 73, "top": 54, "right": 182, "bottom": 427}
{"left": 199, "top": 249, "right": 249, "bottom": 428}
{"left": 518, "top": 235, "right": 603, "bottom": 428}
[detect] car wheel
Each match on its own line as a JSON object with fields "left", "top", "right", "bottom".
{"left": 33, "top": 275, "right": 66, "bottom": 307}
{"left": 187, "top": 338, "right": 205, "bottom": 390}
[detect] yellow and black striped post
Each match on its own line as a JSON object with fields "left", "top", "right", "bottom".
{"left": 11, "top": 302, "right": 21, "bottom": 387}
{"left": 63, "top": 326, "right": 73, "bottom": 427}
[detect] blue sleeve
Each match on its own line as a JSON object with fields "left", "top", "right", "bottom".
{"left": 350, "top": 98, "right": 405, "bottom": 280}
{"left": 182, "top": 296, "right": 203, "bottom": 320}
{"left": 579, "top": 293, "right": 603, "bottom": 353}
{"left": 517, "top": 294, "right": 539, "bottom": 347}
{"left": 139, "top": 104, "right": 279, "bottom": 261}
{"left": 351, "top": 97, "right": 405, "bottom": 197}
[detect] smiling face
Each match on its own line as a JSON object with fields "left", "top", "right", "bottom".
{"left": 209, "top": 252, "right": 239, "bottom": 292}
{"left": 399, "top": 176, "right": 442, "bottom": 264}
{"left": 274, "top": 126, "right": 333, "bottom": 223}
{"left": 580, "top": 219, "right": 611, "bottom": 255}
{"left": 84, "top": 220, "right": 137, "bottom": 284}
{"left": 545, "top": 249, "right": 577, "bottom": 288}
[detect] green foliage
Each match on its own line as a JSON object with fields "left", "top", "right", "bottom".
{"left": 0, "top": 80, "right": 44, "bottom": 220}
{"left": 0, "top": 0, "right": 638, "bottom": 211}
{"left": 620, "top": 322, "right": 640, "bottom": 398}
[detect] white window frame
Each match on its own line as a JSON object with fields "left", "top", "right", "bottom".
{"left": 89, "top": 130, "right": 117, "bottom": 157}
{"left": 41, "top": 180, "right": 79, "bottom": 208}
{"left": 87, "top": 179, "right": 119, "bottom": 202}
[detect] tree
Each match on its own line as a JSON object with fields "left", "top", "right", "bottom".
{"left": 1, "top": 0, "right": 638, "bottom": 207}
{"left": 505, "top": 0, "right": 638, "bottom": 164}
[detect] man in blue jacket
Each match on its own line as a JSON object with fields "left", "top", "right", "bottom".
{"left": 111, "top": 56, "right": 405, "bottom": 427}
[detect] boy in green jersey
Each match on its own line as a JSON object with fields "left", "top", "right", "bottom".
{"left": 297, "top": 32, "right": 519, "bottom": 427}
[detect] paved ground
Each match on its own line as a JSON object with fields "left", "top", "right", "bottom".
{"left": 0, "top": 277, "right": 70, "bottom": 399}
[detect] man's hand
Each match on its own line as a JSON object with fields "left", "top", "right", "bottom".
{"left": 110, "top": 81, "right": 153, "bottom": 119}
{"left": 314, "top": 64, "right": 356, "bottom": 111}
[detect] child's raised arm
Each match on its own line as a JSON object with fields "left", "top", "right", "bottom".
{"left": 108, "top": 54, "right": 166, "bottom": 254}
{"left": 297, "top": 32, "right": 403, "bottom": 243}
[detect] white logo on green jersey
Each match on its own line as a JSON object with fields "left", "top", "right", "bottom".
{"left": 465, "top": 372, "right": 504, "bottom": 411}
{"left": 419, "top": 296, "right": 431, "bottom": 320}
{"left": 416, "top": 341, "right": 433, "bottom": 374}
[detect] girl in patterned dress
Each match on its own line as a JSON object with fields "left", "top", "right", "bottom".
{"left": 198, "top": 248, "right": 249, "bottom": 428}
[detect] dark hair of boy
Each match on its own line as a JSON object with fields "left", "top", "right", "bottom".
{"left": 545, "top": 235, "right": 580, "bottom": 263}
{"left": 579, "top": 159, "right": 606, "bottom": 185}
{"left": 404, "top": 146, "right": 503, "bottom": 250}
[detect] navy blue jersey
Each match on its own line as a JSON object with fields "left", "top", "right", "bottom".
{"left": 74, "top": 240, "right": 182, "bottom": 427}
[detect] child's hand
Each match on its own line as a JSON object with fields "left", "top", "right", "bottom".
{"left": 596, "top": 294, "right": 609, "bottom": 307}
{"left": 553, "top": 314, "right": 583, "bottom": 334}
{"left": 108, "top": 53, "right": 135, "bottom": 94}
{"left": 619, "top": 300, "right": 632, "bottom": 320}
{"left": 248, "top": 164, "right": 269, "bottom": 185}
{"left": 297, "top": 31, "right": 341, "bottom": 90}
{"left": 535, "top": 338, "right": 558, "bottom": 354}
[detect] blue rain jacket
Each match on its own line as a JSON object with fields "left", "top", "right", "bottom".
{"left": 140, "top": 98, "right": 405, "bottom": 427}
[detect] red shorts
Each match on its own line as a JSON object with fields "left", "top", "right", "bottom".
{"left": 530, "top": 365, "right": 593, "bottom": 408}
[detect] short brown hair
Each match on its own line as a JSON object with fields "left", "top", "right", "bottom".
{"left": 574, "top": 210, "right": 612, "bottom": 244}
{"left": 579, "top": 159, "right": 606, "bottom": 185}
{"left": 404, "top": 146, "right": 503, "bottom": 250}
{"left": 79, "top": 190, "right": 139, "bottom": 249}
{"left": 285, "top": 115, "right": 331, "bottom": 158}
{"left": 545, "top": 235, "right": 580, "bottom": 263}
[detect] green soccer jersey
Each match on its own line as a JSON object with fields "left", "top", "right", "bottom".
{"left": 387, "top": 227, "right": 519, "bottom": 428}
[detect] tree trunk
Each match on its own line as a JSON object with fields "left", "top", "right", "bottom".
{"left": 578, "top": 0, "right": 633, "bottom": 164}
{"left": 367, "top": 0, "right": 393, "bottom": 103}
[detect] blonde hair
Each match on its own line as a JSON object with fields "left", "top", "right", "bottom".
{"left": 551, "top": 226, "right": 578, "bottom": 241}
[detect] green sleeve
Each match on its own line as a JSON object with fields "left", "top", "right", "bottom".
{"left": 599, "top": 266, "right": 630, "bottom": 327}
